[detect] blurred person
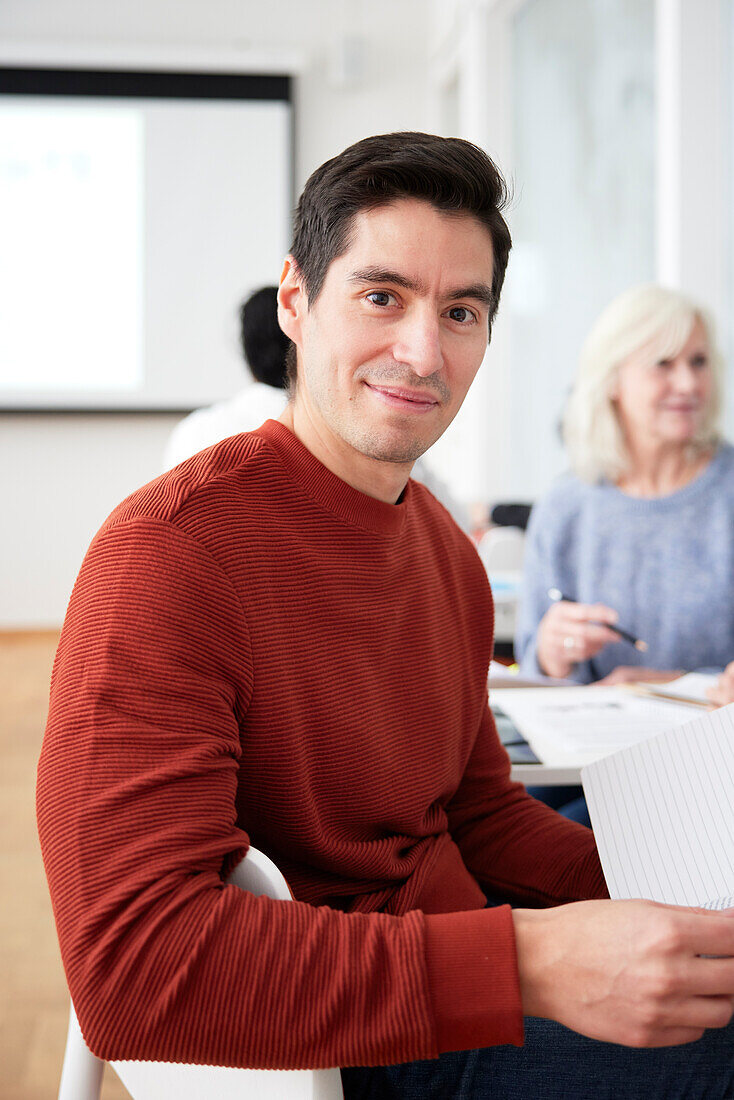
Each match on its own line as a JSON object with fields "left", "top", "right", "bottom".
{"left": 517, "top": 284, "right": 734, "bottom": 686}
{"left": 163, "top": 285, "right": 289, "bottom": 470}
{"left": 515, "top": 284, "right": 734, "bottom": 824}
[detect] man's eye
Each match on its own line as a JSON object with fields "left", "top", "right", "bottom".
{"left": 366, "top": 291, "right": 395, "bottom": 307}
{"left": 448, "top": 306, "right": 475, "bottom": 324}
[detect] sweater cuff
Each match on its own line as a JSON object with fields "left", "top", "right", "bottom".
{"left": 424, "top": 905, "right": 524, "bottom": 1053}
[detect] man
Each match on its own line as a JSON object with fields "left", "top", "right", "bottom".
{"left": 38, "top": 132, "right": 734, "bottom": 1097}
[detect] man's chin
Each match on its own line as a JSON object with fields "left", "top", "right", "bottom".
{"left": 355, "top": 433, "right": 435, "bottom": 465}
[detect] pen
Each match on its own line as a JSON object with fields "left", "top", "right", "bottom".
{"left": 547, "top": 587, "right": 649, "bottom": 653}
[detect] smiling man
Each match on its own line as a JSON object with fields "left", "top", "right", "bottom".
{"left": 38, "top": 133, "right": 734, "bottom": 1098}
{"left": 278, "top": 196, "right": 494, "bottom": 491}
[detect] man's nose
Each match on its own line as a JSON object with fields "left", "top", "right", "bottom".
{"left": 391, "top": 311, "right": 444, "bottom": 377}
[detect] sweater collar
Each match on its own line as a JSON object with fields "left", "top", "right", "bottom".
{"left": 254, "top": 419, "right": 410, "bottom": 536}
{"left": 600, "top": 442, "right": 730, "bottom": 511}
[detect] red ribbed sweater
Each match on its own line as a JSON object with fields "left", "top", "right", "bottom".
{"left": 37, "top": 419, "right": 606, "bottom": 1070}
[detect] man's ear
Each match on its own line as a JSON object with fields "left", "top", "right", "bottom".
{"left": 277, "top": 256, "right": 307, "bottom": 345}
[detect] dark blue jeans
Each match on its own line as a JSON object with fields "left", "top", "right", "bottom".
{"left": 526, "top": 784, "right": 591, "bottom": 828}
{"left": 341, "top": 1016, "right": 734, "bottom": 1098}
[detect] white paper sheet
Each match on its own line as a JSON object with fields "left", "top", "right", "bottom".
{"left": 702, "top": 896, "right": 734, "bottom": 911}
{"left": 636, "top": 672, "right": 719, "bottom": 706}
{"left": 490, "top": 686, "right": 698, "bottom": 766}
{"left": 581, "top": 703, "right": 734, "bottom": 906}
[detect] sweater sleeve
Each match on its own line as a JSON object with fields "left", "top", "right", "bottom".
{"left": 38, "top": 518, "right": 445, "bottom": 1070}
{"left": 447, "top": 702, "right": 608, "bottom": 906}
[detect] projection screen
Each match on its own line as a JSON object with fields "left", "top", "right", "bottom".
{"left": 0, "top": 67, "right": 292, "bottom": 411}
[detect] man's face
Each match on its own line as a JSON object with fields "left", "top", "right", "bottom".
{"left": 281, "top": 199, "right": 495, "bottom": 467}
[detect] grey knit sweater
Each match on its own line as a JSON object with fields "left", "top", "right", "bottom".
{"left": 516, "top": 444, "right": 734, "bottom": 683}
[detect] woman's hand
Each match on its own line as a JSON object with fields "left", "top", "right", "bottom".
{"left": 536, "top": 600, "right": 620, "bottom": 679}
{"left": 707, "top": 662, "right": 734, "bottom": 706}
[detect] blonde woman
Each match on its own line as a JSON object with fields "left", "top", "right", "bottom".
{"left": 514, "top": 285, "right": 733, "bottom": 824}
{"left": 516, "top": 284, "right": 732, "bottom": 688}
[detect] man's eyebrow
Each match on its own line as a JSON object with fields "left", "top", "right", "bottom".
{"left": 446, "top": 284, "right": 494, "bottom": 308}
{"left": 349, "top": 267, "right": 428, "bottom": 294}
{"left": 348, "top": 267, "right": 493, "bottom": 307}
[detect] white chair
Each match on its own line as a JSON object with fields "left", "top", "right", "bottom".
{"left": 58, "top": 846, "right": 344, "bottom": 1099}
{"left": 476, "top": 526, "right": 526, "bottom": 575}
{"left": 477, "top": 527, "right": 526, "bottom": 646}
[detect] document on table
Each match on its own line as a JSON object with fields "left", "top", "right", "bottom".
{"left": 490, "top": 686, "right": 698, "bottom": 766}
{"left": 581, "top": 703, "right": 734, "bottom": 908}
{"left": 631, "top": 671, "right": 718, "bottom": 706}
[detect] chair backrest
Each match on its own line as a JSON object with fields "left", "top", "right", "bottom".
{"left": 58, "top": 847, "right": 343, "bottom": 1100}
{"left": 226, "top": 844, "right": 293, "bottom": 898}
{"left": 489, "top": 502, "right": 532, "bottom": 531}
{"left": 477, "top": 526, "right": 526, "bottom": 574}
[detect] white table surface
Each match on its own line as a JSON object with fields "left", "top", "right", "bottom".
{"left": 509, "top": 761, "right": 582, "bottom": 785}
{"left": 490, "top": 674, "right": 583, "bottom": 785}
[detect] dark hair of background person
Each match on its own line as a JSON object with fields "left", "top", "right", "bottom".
{"left": 285, "top": 131, "right": 513, "bottom": 386}
{"left": 240, "top": 285, "right": 290, "bottom": 390}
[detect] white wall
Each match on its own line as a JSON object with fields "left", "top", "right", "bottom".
{"left": 430, "top": 0, "right": 733, "bottom": 505}
{"left": 1, "top": 414, "right": 181, "bottom": 627}
{"left": 504, "top": 0, "right": 655, "bottom": 498}
{"left": 0, "top": 0, "right": 432, "bottom": 626}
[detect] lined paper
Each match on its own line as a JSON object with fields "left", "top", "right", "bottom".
{"left": 581, "top": 703, "right": 734, "bottom": 906}
{"left": 703, "top": 897, "right": 734, "bottom": 911}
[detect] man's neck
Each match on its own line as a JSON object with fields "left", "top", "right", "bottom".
{"left": 278, "top": 402, "right": 412, "bottom": 505}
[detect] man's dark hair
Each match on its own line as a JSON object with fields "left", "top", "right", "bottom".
{"left": 286, "top": 131, "right": 512, "bottom": 385}
{"left": 239, "top": 285, "right": 290, "bottom": 390}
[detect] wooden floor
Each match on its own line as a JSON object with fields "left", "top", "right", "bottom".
{"left": 1, "top": 631, "right": 128, "bottom": 1100}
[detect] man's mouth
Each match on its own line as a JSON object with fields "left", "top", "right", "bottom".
{"left": 364, "top": 382, "right": 441, "bottom": 412}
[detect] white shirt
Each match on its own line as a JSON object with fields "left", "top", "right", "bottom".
{"left": 163, "top": 382, "right": 288, "bottom": 471}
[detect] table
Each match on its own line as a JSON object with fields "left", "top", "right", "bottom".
{"left": 493, "top": 682, "right": 708, "bottom": 786}
{"left": 509, "top": 761, "right": 582, "bottom": 785}
{"left": 492, "top": 700, "right": 582, "bottom": 785}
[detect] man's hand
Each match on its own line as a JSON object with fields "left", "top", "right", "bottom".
{"left": 513, "top": 900, "right": 734, "bottom": 1048}
{"left": 536, "top": 602, "right": 620, "bottom": 679}
{"left": 707, "top": 662, "right": 734, "bottom": 706}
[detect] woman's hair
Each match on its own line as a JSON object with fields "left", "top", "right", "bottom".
{"left": 562, "top": 284, "right": 724, "bottom": 483}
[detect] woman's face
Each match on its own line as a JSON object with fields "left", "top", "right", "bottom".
{"left": 611, "top": 318, "right": 713, "bottom": 452}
